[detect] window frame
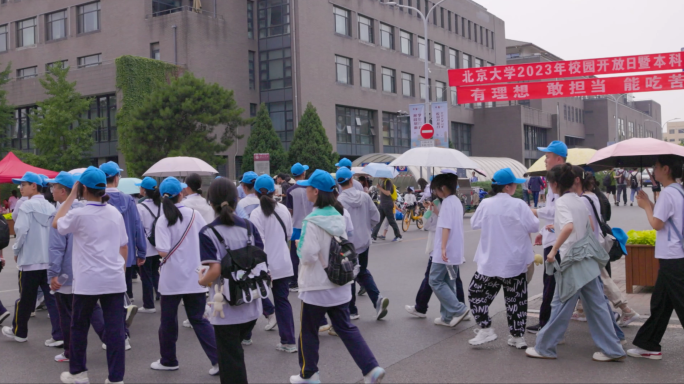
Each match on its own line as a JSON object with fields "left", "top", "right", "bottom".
{"left": 247, "top": 0, "right": 254, "bottom": 39}
{"left": 417, "top": 36, "right": 426, "bottom": 60}
{"left": 150, "top": 42, "right": 160, "bottom": 60}
{"left": 248, "top": 50, "right": 256, "bottom": 90}
{"left": 259, "top": 48, "right": 292, "bottom": 91}
{"left": 333, "top": 6, "right": 351, "bottom": 37}
{"left": 16, "top": 17, "right": 37, "bottom": 48}
{"left": 78, "top": 1, "right": 101, "bottom": 34}
{"left": 359, "top": 61, "right": 375, "bottom": 89}
{"left": 259, "top": 0, "right": 291, "bottom": 39}
{"left": 434, "top": 42, "right": 445, "bottom": 66}
{"left": 46, "top": 10, "right": 68, "bottom": 42}
{"left": 379, "top": 23, "right": 394, "bottom": 50}
{"left": 46, "top": 60, "right": 68, "bottom": 71}
{"left": 435, "top": 80, "right": 446, "bottom": 102}
{"left": 77, "top": 53, "right": 102, "bottom": 68}
{"left": 382, "top": 67, "right": 396, "bottom": 94}
{"left": 401, "top": 72, "right": 414, "bottom": 97}
{"left": 16, "top": 66, "right": 38, "bottom": 80}
{"left": 400, "top": 30, "right": 412, "bottom": 56}
{"left": 449, "top": 48, "right": 458, "bottom": 69}
{"left": 335, "top": 55, "right": 352, "bottom": 85}
{"left": 358, "top": 15, "right": 374, "bottom": 44}
{"left": 0, "top": 24, "right": 7, "bottom": 53}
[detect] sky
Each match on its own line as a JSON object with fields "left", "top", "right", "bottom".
{"left": 475, "top": 0, "right": 684, "bottom": 133}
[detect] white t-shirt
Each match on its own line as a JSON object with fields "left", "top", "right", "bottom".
{"left": 653, "top": 185, "right": 684, "bottom": 259}
{"left": 404, "top": 193, "right": 417, "bottom": 205}
{"left": 238, "top": 193, "right": 260, "bottom": 217}
{"left": 538, "top": 189, "right": 559, "bottom": 248}
{"left": 183, "top": 193, "right": 216, "bottom": 224}
{"left": 250, "top": 203, "right": 294, "bottom": 280}
{"left": 430, "top": 195, "right": 464, "bottom": 265}
{"left": 554, "top": 193, "right": 590, "bottom": 258}
{"left": 57, "top": 203, "right": 128, "bottom": 295}
{"left": 155, "top": 205, "right": 209, "bottom": 295}
{"left": 581, "top": 193, "right": 602, "bottom": 241}
{"left": 471, "top": 193, "right": 538, "bottom": 278}
{"left": 137, "top": 200, "right": 160, "bottom": 257}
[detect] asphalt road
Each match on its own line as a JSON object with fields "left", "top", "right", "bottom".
{"left": 0, "top": 193, "right": 681, "bottom": 383}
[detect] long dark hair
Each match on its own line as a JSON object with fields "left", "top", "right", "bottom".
{"left": 314, "top": 190, "right": 337, "bottom": 209}
{"left": 185, "top": 173, "right": 203, "bottom": 195}
{"left": 256, "top": 189, "right": 277, "bottom": 217}
{"left": 162, "top": 194, "right": 183, "bottom": 226}
{"left": 332, "top": 189, "right": 344, "bottom": 215}
{"left": 547, "top": 164, "right": 575, "bottom": 195}
{"left": 79, "top": 184, "right": 110, "bottom": 204}
{"left": 489, "top": 183, "right": 512, "bottom": 196}
{"left": 432, "top": 173, "right": 459, "bottom": 196}
{"left": 573, "top": 166, "right": 596, "bottom": 193}
{"left": 657, "top": 155, "right": 683, "bottom": 182}
{"left": 144, "top": 187, "right": 161, "bottom": 206}
{"left": 208, "top": 177, "right": 238, "bottom": 226}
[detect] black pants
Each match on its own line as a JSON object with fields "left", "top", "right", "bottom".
{"left": 633, "top": 258, "right": 684, "bottom": 352}
{"left": 140, "top": 255, "right": 161, "bottom": 309}
{"left": 372, "top": 204, "right": 401, "bottom": 239}
{"left": 125, "top": 267, "right": 134, "bottom": 299}
{"left": 12, "top": 269, "right": 61, "bottom": 340}
{"left": 349, "top": 248, "right": 381, "bottom": 315}
{"left": 468, "top": 272, "right": 528, "bottom": 337}
{"left": 214, "top": 320, "right": 256, "bottom": 384}
{"left": 539, "top": 247, "right": 560, "bottom": 327}
{"left": 617, "top": 185, "right": 627, "bottom": 204}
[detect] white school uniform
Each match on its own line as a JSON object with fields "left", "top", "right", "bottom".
{"left": 183, "top": 193, "right": 215, "bottom": 224}
{"left": 430, "top": 194, "right": 464, "bottom": 266}
{"left": 250, "top": 202, "right": 294, "bottom": 280}
{"left": 57, "top": 203, "right": 128, "bottom": 295}
{"left": 581, "top": 192, "right": 602, "bottom": 242}
{"left": 652, "top": 185, "right": 684, "bottom": 259}
{"left": 554, "top": 193, "right": 590, "bottom": 258}
{"left": 137, "top": 199, "right": 160, "bottom": 257}
{"left": 238, "top": 193, "right": 260, "bottom": 218}
{"left": 155, "top": 205, "right": 208, "bottom": 295}
{"left": 538, "top": 189, "right": 560, "bottom": 248}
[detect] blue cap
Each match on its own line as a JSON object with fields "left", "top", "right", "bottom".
{"left": 78, "top": 166, "right": 107, "bottom": 190}
{"left": 134, "top": 177, "right": 157, "bottom": 190}
{"left": 72, "top": 173, "right": 83, "bottom": 183}
{"left": 99, "top": 161, "right": 123, "bottom": 177}
{"left": 46, "top": 172, "right": 76, "bottom": 189}
{"left": 492, "top": 168, "right": 527, "bottom": 186}
{"left": 12, "top": 171, "right": 43, "bottom": 186}
{"left": 159, "top": 177, "right": 187, "bottom": 197}
{"left": 291, "top": 163, "right": 309, "bottom": 176}
{"left": 336, "top": 167, "right": 353, "bottom": 184}
{"left": 335, "top": 158, "right": 352, "bottom": 168}
{"left": 255, "top": 174, "right": 276, "bottom": 193}
{"left": 538, "top": 140, "right": 568, "bottom": 158}
{"left": 240, "top": 171, "right": 258, "bottom": 184}
{"left": 297, "top": 169, "right": 337, "bottom": 192}
{"left": 38, "top": 174, "right": 50, "bottom": 187}
{"left": 612, "top": 228, "right": 628, "bottom": 255}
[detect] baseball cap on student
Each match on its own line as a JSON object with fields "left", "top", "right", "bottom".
{"left": 537, "top": 141, "right": 568, "bottom": 158}
{"left": 335, "top": 158, "right": 353, "bottom": 168}
{"left": 336, "top": 167, "right": 353, "bottom": 184}
{"left": 492, "top": 168, "right": 527, "bottom": 185}
{"left": 241, "top": 171, "right": 258, "bottom": 184}
{"left": 134, "top": 177, "right": 157, "bottom": 190}
{"left": 99, "top": 161, "right": 124, "bottom": 177}
{"left": 255, "top": 174, "right": 276, "bottom": 193}
{"left": 12, "top": 172, "right": 43, "bottom": 186}
{"left": 78, "top": 166, "right": 107, "bottom": 190}
{"left": 159, "top": 177, "right": 187, "bottom": 197}
{"left": 46, "top": 172, "right": 76, "bottom": 189}
{"left": 291, "top": 163, "right": 309, "bottom": 176}
{"left": 297, "top": 169, "right": 337, "bottom": 192}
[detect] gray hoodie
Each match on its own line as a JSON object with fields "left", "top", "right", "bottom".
{"left": 337, "top": 187, "right": 380, "bottom": 253}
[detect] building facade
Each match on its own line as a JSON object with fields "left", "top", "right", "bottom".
{"left": 663, "top": 120, "right": 684, "bottom": 144}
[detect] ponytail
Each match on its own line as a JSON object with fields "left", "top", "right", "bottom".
{"left": 79, "top": 184, "right": 110, "bottom": 204}
{"left": 333, "top": 200, "right": 344, "bottom": 215}
{"left": 488, "top": 184, "right": 509, "bottom": 196}
{"left": 256, "top": 189, "right": 277, "bottom": 217}
{"left": 162, "top": 194, "right": 183, "bottom": 226}
{"left": 144, "top": 187, "right": 161, "bottom": 206}
{"left": 185, "top": 173, "right": 203, "bottom": 196}
{"left": 218, "top": 202, "right": 236, "bottom": 226}
{"left": 547, "top": 163, "right": 575, "bottom": 195}
{"left": 207, "top": 177, "right": 239, "bottom": 227}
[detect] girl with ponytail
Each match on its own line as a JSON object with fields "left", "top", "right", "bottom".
{"left": 181, "top": 173, "right": 215, "bottom": 224}
{"left": 136, "top": 177, "right": 163, "bottom": 312}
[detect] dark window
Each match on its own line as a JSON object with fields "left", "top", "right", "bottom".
{"left": 259, "top": 0, "right": 291, "bottom": 38}
{"left": 78, "top": 2, "right": 101, "bottom": 34}
{"left": 335, "top": 106, "right": 374, "bottom": 146}
{"left": 450, "top": 86, "right": 457, "bottom": 106}
{"left": 462, "top": 53, "right": 471, "bottom": 69}
{"left": 524, "top": 125, "right": 547, "bottom": 151}
{"left": 333, "top": 6, "right": 350, "bottom": 36}
{"left": 454, "top": 14, "right": 459, "bottom": 34}
{"left": 432, "top": 4, "right": 436, "bottom": 25}
{"left": 382, "top": 67, "right": 396, "bottom": 93}
{"left": 46, "top": 10, "right": 67, "bottom": 41}
{"left": 335, "top": 55, "right": 351, "bottom": 84}
{"left": 461, "top": 17, "right": 465, "bottom": 37}
{"left": 150, "top": 42, "right": 160, "bottom": 60}
{"left": 17, "top": 18, "right": 36, "bottom": 47}
{"left": 402, "top": 72, "right": 414, "bottom": 97}
{"left": 359, "top": 61, "right": 375, "bottom": 89}
{"left": 473, "top": 23, "right": 477, "bottom": 42}
{"left": 17, "top": 67, "right": 37, "bottom": 80}
{"left": 491, "top": 31, "right": 495, "bottom": 49}
{"left": 400, "top": 30, "right": 412, "bottom": 55}
{"left": 259, "top": 48, "right": 291, "bottom": 90}
{"left": 485, "top": 29, "right": 489, "bottom": 47}
{"left": 435, "top": 81, "right": 446, "bottom": 102}
{"left": 0, "top": 24, "right": 7, "bottom": 52}
{"left": 425, "top": 1, "right": 429, "bottom": 19}
{"left": 449, "top": 48, "right": 458, "bottom": 69}
{"left": 564, "top": 105, "right": 567, "bottom": 120}
{"left": 77, "top": 54, "right": 101, "bottom": 68}
{"left": 480, "top": 26, "right": 484, "bottom": 45}
{"left": 247, "top": 1, "right": 254, "bottom": 38}
{"left": 447, "top": 10, "right": 451, "bottom": 31}
{"left": 46, "top": 60, "right": 68, "bottom": 70}
{"left": 267, "top": 101, "right": 294, "bottom": 148}
{"left": 380, "top": 23, "right": 394, "bottom": 49}
{"left": 90, "top": 95, "right": 117, "bottom": 142}
{"left": 249, "top": 51, "right": 256, "bottom": 90}
{"left": 468, "top": 20, "right": 472, "bottom": 40}
{"left": 440, "top": 8, "right": 444, "bottom": 28}
{"left": 408, "top": 0, "right": 412, "bottom": 15}
{"left": 451, "top": 122, "right": 472, "bottom": 155}
{"left": 153, "top": 0, "right": 181, "bottom": 15}
{"left": 358, "top": 15, "right": 373, "bottom": 44}
{"left": 434, "top": 42, "right": 445, "bottom": 66}
{"left": 382, "top": 112, "right": 410, "bottom": 150}
{"left": 9, "top": 106, "right": 36, "bottom": 150}
{"left": 250, "top": 103, "right": 257, "bottom": 116}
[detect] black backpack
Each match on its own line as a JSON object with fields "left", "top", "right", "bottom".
{"left": 326, "top": 236, "right": 358, "bottom": 286}
{"left": 602, "top": 173, "right": 612, "bottom": 189}
{"left": 583, "top": 195, "right": 624, "bottom": 262}
{"left": 630, "top": 173, "right": 639, "bottom": 189}
{"left": 140, "top": 203, "right": 160, "bottom": 247}
{"left": 0, "top": 215, "right": 9, "bottom": 250}
{"left": 595, "top": 188, "right": 612, "bottom": 222}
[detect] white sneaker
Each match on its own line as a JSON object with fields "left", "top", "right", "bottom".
{"left": 404, "top": 305, "right": 426, "bottom": 318}
{"left": 328, "top": 328, "right": 338, "bottom": 337}
{"left": 571, "top": 311, "right": 587, "bottom": 322}
{"left": 276, "top": 343, "right": 298, "bottom": 353}
{"left": 525, "top": 347, "right": 556, "bottom": 359}
{"left": 30, "top": 312, "right": 36, "bottom": 317}
{"left": 241, "top": 339, "right": 253, "bottom": 346}
{"left": 104, "top": 380, "right": 123, "bottom": 384}
{"left": 55, "top": 353, "right": 69, "bottom": 362}
{"left": 449, "top": 309, "right": 470, "bottom": 327}
{"left": 468, "top": 328, "right": 497, "bottom": 346}
{"left": 375, "top": 297, "right": 389, "bottom": 320}
{"left": 2, "top": 326, "right": 27, "bottom": 342}
{"left": 182, "top": 319, "right": 193, "bottom": 329}
{"left": 60, "top": 371, "right": 89, "bottom": 384}
{"left": 125, "top": 305, "right": 138, "bottom": 328}
{"left": 350, "top": 313, "right": 360, "bottom": 320}
{"left": 290, "top": 372, "right": 321, "bottom": 384}
{"left": 507, "top": 335, "right": 527, "bottom": 349}
{"left": 593, "top": 352, "right": 626, "bottom": 362}
{"left": 363, "top": 367, "right": 386, "bottom": 384}
{"left": 434, "top": 317, "right": 451, "bottom": 327}
{"left": 138, "top": 307, "right": 156, "bottom": 314}
{"left": 209, "top": 364, "right": 219, "bottom": 376}
{"left": 318, "top": 324, "right": 331, "bottom": 333}
{"left": 265, "top": 314, "right": 277, "bottom": 331}
{"left": 45, "top": 338, "right": 64, "bottom": 347}
{"left": 627, "top": 347, "right": 663, "bottom": 360}
{"left": 618, "top": 311, "right": 641, "bottom": 327}
{"left": 102, "top": 336, "right": 131, "bottom": 351}
{"left": 150, "top": 360, "right": 179, "bottom": 371}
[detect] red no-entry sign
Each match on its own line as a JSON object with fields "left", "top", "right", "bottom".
{"left": 420, "top": 124, "right": 434, "bottom": 139}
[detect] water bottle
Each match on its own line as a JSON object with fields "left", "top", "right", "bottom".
{"left": 49, "top": 274, "right": 69, "bottom": 295}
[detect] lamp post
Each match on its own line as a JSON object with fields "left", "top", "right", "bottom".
{"left": 605, "top": 93, "right": 628, "bottom": 143}
{"left": 382, "top": 0, "right": 445, "bottom": 126}
{"left": 645, "top": 118, "right": 682, "bottom": 141}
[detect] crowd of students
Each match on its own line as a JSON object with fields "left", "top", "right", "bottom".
{"left": 0, "top": 142, "right": 683, "bottom": 383}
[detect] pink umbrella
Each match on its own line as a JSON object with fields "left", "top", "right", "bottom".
{"left": 588, "top": 138, "right": 684, "bottom": 168}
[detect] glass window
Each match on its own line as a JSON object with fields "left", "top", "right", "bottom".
{"left": 435, "top": 81, "right": 446, "bottom": 102}
{"left": 267, "top": 101, "right": 294, "bottom": 147}
{"left": 462, "top": 53, "right": 471, "bottom": 69}
{"left": 78, "top": 2, "right": 100, "bottom": 34}
{"left": 523, "top": 125, "right": 547, "bottom": 152}
{"left": 480, "top": 26, "right": 484, "bottom": 45}
{"left": 77, "top": 54, "right": 101, "bottom": 68}
{"left": 259, "top": 48, "right": 292, "bottom": 90}
{"left": 250, "top": 103, "right": 257, "bottom": 116}
{"left": 491, "top": 31, "right": 495, "bottom": 49}
{"left": 382, "top": 112, "right": 410, "bottom": 149}
{"left": 335, "top": 55, "right": 351, "bottom": 84}
{"left": 247, "top": 1, "right": 254, "bottom": 39}
{"left": 47, "top": 10, "right": 67, "bottom": 41}
{"left": 450, "top": 86, "right": 457, "bottom": 106}
{"left": 335, "top": 106, "right": 374, "bottom": 147}
{"left": 359, "top": 61, "right": 375, "bottom": 89}
{"left": 485, "top": 28, "right": 489, "bottom": 47}
{"left": 418, "top": 36, "right": 426, "bottom": 60}
{"left": 333, "top": 6, "right": 350, "bottom": 36}
{"left": 468, "top": 20, "right": 472, "bottom": 39}
{"left": 380, "top": 23, "right": 393, "bottom": 49}
{"left": 402, "top": 72, "right": 414, "bottom": 97}
{"left": 358, "top": 15, "right": 373, "bottom": 43}
{"left": 679, "top": 129, "right": 684, "bottom": 134}
{"left": 449, "top": 48, "right": 458, "bottom": 69}
{"left": 447, "top": 10, "right": 451, "bottom": 31}
{"left": 46, "top": 60, "right": 68, "bottom": 70}
{"left": 419, "top": 77, "right": 431, "bottom": 101}
{"left": 150, "top": 43, "right": 160, "bottom": 60}
{"left": 17, "top": 67, "right": 37, "bottom": 80}
{"left": 153, "top": 0, "right": 181, "bottom": 15}
{"left": 17, "top": 18, "right": 36, "bottom": 47}
{"left": 259, "top": 0, "right": 290, "bottom": 39}
{"left": 434, "top": 42, "right": 444, "bottom": 65}
{"left": 400, "top": 30, "right": 412, "bottom": 55}
{"left": 10, "top": 106, "right": 36, "bottom": 149}
{"left": 452, "top": 122, "right": 472, "bottom": 155}
{"left": 474, "top": 57, "right": 482, "bottom": 68}
{"left": 249, "top": 51, "right": 256, "bottom": 90}
{"left": 0, "top": 25, "right": 7, "bottom": 52}
{"left": 382, "top": 68, "right": 396, "bottom": 93}
{"left": 440, "top": 8, "right": 444, "bottom": 28}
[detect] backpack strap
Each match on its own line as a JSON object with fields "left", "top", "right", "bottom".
{"left": 582, "top": 195, "right": 606, "bottom": 237}
{"left": 272, "top": 211, "right": 289, "bottom": 244}
{"left": 140, "top": 202, "right": 158, "bottom": 219}
{"left": 160, "top": 210, "right": 196, "bottom": 266}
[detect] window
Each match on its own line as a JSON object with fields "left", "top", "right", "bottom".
{"left": 17, "top": 18, "right": 36, "bottom": 47}
{"left": 434, "top": 42, "right": 445, "bottom": 66}
{"left": 418, "top": 37, "right": 426, "bottom": 60}
{"left": 454, "top": 14, "right": 459, "bottom": 34}
{"left": 259, "top": 0, "right": 290, "bottom": 39}
{"left": 380, "top": 23, "right": 394, "bottom": 49}
{"left": 78, "top": 2, "right": 101, "bottom": 34}
{"left": 461, "top": 17, "right": 466, "bottom": 37}
{"left": 449, "top": 49, "right": 458, "bottom": 69}
{"left": 435, "top": 81, "right": 446, "bottom": 102}
{"left": 468, "top": 20, "right": 472, "bottom": 40}
{"left": 150, "top": 43, "right": 160, "bottom": 60}
{"left": 88, "top": 95, "right": 118, "bottom": 142}
{"left": 247, "top": 1, "right": 254, "bottom": 39}
{"left": 491, "top": 31, "right": 495, "bottom": 49}
{"left": 440, "top": 8, "right": 444, "bottom": 28}
{"left": 400, "top": 30, "right": 412, "bottom": 55}
{"left": 259, "top": 48, "right": 292, "bottom": 90}
{"left": 46, "top": 10, "right": 67, "bottom": 41}
{"left": 450, "top": 86, "right": 457, "bottom": 106}
{"left": 419, "top": 77, "right": 431, "bottom": 101}
{"left": 462, "top": 53, "right": 471, "bottom": 69}
{"left": 382, "top": 112, "right": 410, "bottom": 150}
{"left": 382, "top": 68, "right": 396, "bottom": 93}
{"left": 335, "top": 55, "right": 351, "bottom": 84}
{"left": 474, "top": 57, "right": 482, "bottom": 68}
{"left": 335, "top": 106, "right": 374, "bottom": 147}
{"left": 679, "top": 129, "right": 684, "bottom": 134}
{"left": 248, "top": 51, "right": 255, "bottom": 90}
{"left": 447, "top": 10, "right": 452, "bottom": 31}
{"left": 358, "top": 15, "right": 373, "bottom": 43}
{"left": 628, "top": 121, "right": 635, "bottom": 138}
{"left": 153, "top": 0, "right": 181, "bottom": 15}
{"left": 334, "top": 6, "right": 350, "bottom": 36}
{"left": 10, "top": 106, "right": 36, "bottom": 150}
{"left": 359, "top": 61, "right": 375, "bottom": 89}
{"left": 250, "top": 103, "right": 257, "bottom": 116}
{"left": 485, "top": 28, "right": 489, "bottom": 47}
{"left": 267, "top": 101, "right": 294, "bottom": 147}
{"left": 452, "top": 123, "right": 472, "bottom": 155}
{"left": 46, "top": 60, "right": 68, "bottom": 70}
{"left": 402, "top": 73, "right": 414, "bottom": 97}
{"left": 17, "top": 67, "right": 37, "bottom": 80}
{"left": 0, "top": 24, "right": 7, "bottom": 52}
{"left": 669, "top": 129, "right": 675, "bottom": 134}
{"left": 524, "top": 125, "right": 547, "bottom": 151}
{"left": 473, "top": 23, "right": 477, "bottom": 42}
{"left": 77, "top": 54, "right": 101, "bottom": 68}
{"left": 480, "top": 26, "right": 484, "bottom": 45}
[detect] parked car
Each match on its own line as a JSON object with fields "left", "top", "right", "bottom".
{"left": 641, "top": 169, "right": 653, "bottom": 186}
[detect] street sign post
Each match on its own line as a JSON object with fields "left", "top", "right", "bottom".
{"left": 254, "top": 153, "right": 270, "bottom": 176}
{"left": 420, "top": 124, "right": 434, "bottom": 139}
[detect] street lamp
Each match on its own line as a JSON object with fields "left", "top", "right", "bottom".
{"left": 644, "top": 118, "right": 682, "bottom": 140}
{"left": 382, "top": 0, "right": 445, "bottom": 126}
{"left": 605, "top": 93, "right": 628, "bottom": 143}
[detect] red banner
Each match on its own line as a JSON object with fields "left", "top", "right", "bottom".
{"left": 449, "top": 51, "right": 684, "bottom": 87}
{"left": 456, "top": 72, "right": 684, "bottom": 104}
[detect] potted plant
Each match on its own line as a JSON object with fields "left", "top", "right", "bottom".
{"left": 624, "top": 230, "right": 658, "bottom": 293}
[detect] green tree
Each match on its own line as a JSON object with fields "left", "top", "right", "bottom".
{"left": 0, "top": 63, "right": 14, "bottom": 147}
{"left": 288, "top": 102, "right": 337, "bottom": 174}
{"left": 122, "top": 72, "right": 246, "bottom": 177}
{"left": 23, "top": 63, "right": 99, "bottom": 170}
{"left": 241, "top": 104, "right": 288, "bottom": 174}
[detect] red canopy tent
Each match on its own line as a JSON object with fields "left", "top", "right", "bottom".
{"left": 0, "top": 152, "right": 59, "bottom": 183}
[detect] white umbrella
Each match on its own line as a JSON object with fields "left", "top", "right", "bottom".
{"left": 143, "top": 156, "right": 218, "bottom": 177}
{"left": 389, "top": 147, "right": 480, "bottom": 169}
{"left": 68, "top": 168, "right": 87, "bottom": 175}
{"left": 361, "top": 163, "right": 398, "bottom": 179}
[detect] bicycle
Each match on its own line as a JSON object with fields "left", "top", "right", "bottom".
{"left": 401, "top": 203, "right": 424, "bottom": 232}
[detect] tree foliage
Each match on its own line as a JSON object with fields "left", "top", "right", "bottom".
{"left": 241, "top": 104, "right": 287, "bottom": 174}
{"left": 123, "top": 72, "right": 245, "bottom": 177}
{"left": 23, "top": 63, "right": 98, "bottom": 170}
{"left": 288, "top": 102, "right": 337, "bottom": 174}
{"left": 0, "top": 63, "right": 14, "bottom": 147}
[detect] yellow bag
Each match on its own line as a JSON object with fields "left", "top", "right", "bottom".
{"left": 390, "top": 185, "right": 398, "bottom": 201}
